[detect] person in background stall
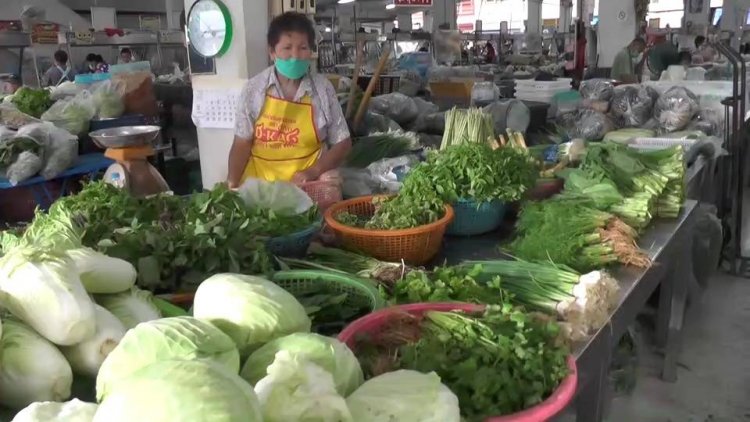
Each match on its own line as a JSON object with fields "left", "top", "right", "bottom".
{"left": 42, "top": 50, "right": 75, "bottom": 87}
{"left": 611, "top": 37, "right": 646, "bottom": 83}
{"left": 119, "top": 48, "right": 133, "bottom": 64}
{"left": 85, "top": 54, "right": 109, "bottom": 74}
{"left": 693, "top": 36, "right": 716, "bottom": 63}
{"left": 573, "top": 20, "right": 587, "bottom": 84}
{"left": 485, "top": 42, "right": 496, "bottom": 64}
{"left": 226, "top": 12, "right": 351, "bottom": 188}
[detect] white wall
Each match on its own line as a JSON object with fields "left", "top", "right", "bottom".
{"left": 59, "top": 0, "right": 183, "bottom": 14}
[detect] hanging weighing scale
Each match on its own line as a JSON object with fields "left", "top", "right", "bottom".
{"left": 89, "top": 126, "right": 170, "bottom": 197}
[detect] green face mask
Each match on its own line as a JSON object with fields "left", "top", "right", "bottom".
{"left": 275, "top": 58, "right": 310, "bottom": 80}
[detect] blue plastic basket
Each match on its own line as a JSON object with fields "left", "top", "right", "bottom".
{"left": 266, "top": 222, "right": 321, "bottom": 257}
{"left": 446, "top": 198, "right": 506, "bottom": 236}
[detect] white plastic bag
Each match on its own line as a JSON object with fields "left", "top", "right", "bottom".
{"left": 17, "top": 122, "right": 79, "bottom": 179}
{"left": 5, "top": 151, "right": 42, "bottom": 185}
{"left": 41, "top": 91, "right": 96, "bottom": 135}
{"left": 50, "top": 81, "right": 82, "bottom": 101}
{"left": 238, "top": 179, "right": 313, "bottom": 215}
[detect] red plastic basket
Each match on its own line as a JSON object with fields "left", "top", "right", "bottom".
{"left": 338, "top": 303, "right": 578, "bottom": 422}
{"left": 298, "top": 180, "right": 342, "bottom": 211}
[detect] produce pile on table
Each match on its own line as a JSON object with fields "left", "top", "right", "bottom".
{"left": 3, "top": 181, "right": 321, "bottom": 291}
{"left": 0, "top": 82, "right": 127, "bottom": 185}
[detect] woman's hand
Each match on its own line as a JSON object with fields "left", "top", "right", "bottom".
{"left": 291, "top": 167, "right": 321, "bottom": 184}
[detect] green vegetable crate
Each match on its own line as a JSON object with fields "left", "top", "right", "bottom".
{"left": 446, "top": 199, "right": 507, "bottom": 236}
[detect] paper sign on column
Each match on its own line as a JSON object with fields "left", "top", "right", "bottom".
{"left": 191, "top": 86, "right": 244, "bottom": 129}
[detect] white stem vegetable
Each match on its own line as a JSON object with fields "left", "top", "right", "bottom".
{"left": 67, "top": 248, "right": 136, "bottom": 294}
{"left": 61, "top": 305, "right": 126, "bottom": 377}
{"left": 0, "top": 320, "right": 73, "bottom": 409}
{"left": 95, "top": 287, "right": 162, "bottom": 329}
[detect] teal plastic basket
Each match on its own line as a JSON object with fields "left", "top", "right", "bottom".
{"left": 446, "top": 198, "right": 506, "bottom": 236}
{"left": 266, "top": 222, "right": 321, "bottom": 257}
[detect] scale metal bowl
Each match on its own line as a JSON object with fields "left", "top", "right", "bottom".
{"left": 89, "top": 125, "right": 161, "bottom": 149}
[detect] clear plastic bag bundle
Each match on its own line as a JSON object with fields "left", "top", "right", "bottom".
{"left": 5, "top": 150, "right": 42, "bottom": 185}
{"left": 610, "top": 85, "right": 655, "bottom": 128}
{"left": 579, "top": 79, "right": 614, "bottom": 102}
{"left": 238, "top": 179, "right": 313, "bottom": 215}
{"left": 368, "top": 93, "right": 419, "bottom": 125}
{"left": 92, "top": 80, "right": 125, "bottom": 119}
{"left": 687, "top": 108, "right": 723, "bottom": 136}
{"left": 41, "top": 90, "right": 97, "bottom": 135}
{"left": 654, "top": 86, "right": 699, "bottom": 133}
{"left": 559, "top": 109, "right": 614, "bottom": 141}
{"left": 16, "top": 122, "right": 78, "bottom": 179}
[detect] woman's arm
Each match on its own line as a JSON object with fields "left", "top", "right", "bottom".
{"left": 227, "top": 136, "right": 253, "bottom": 188}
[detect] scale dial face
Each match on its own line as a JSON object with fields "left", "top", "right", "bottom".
{"left": 187, "top": 0, "right": 233, "bottom": 58}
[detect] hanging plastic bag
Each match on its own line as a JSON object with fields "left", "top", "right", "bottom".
{"left": 92, "top": 80, "right": 125, "bottom": 119}
{"left": 238, "top": 179, "right": 314, "bottom": 215}
{"left": 41, "top": 90, "right": 97, "bottom": 135}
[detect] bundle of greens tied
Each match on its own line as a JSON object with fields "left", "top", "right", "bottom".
{"left": 508, "top": 199, "right": 650, "bottom": 273}
{"left": 334, "top": 143, "right": 538, "bottom": 230}
{"left": 355, "top": 305, "right": 570, "bottom": 420}
{"left": 346, "top": 130, "right": 419, "bottom": 168}
{"left": 3, "top": 182, "right": 320, "bottom": 291}
{"left": 440, "top": 107, "right": 495, "bottom": 150}
{"left": 559, "top": 142, "right": 684, "bottom": 229}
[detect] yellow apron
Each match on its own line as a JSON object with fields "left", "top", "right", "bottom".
{"left": 241, "top": 88, "right": 321, "bottom": 182}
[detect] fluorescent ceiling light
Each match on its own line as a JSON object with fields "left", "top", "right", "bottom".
{"left": 338, "top": 0, "right": 355, "bottom": 4}
{"left": 325, "top": 27, "right": 332, "bottom": 32}
{"left": 386, "top": 3, "right": 396, "bottom": 9}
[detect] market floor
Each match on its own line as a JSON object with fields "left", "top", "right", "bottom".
{"left": 603, "top": 271, "right": 750, "bottom": 422}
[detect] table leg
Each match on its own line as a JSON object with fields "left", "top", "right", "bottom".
{"left": 655, "top": 261, "right": 674, "bottom": 349}
{"left": 576, "top": 332, "right": 613, "bottom": 422}
{"left": 661, "top": 238, "right": 691, "bottom": 382}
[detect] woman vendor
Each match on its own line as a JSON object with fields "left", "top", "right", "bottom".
{"left": 227, "top": 12, "right": 352, "bottom": 188}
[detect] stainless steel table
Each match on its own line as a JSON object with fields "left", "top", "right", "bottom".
{"left": 573, "top": 200, "right": 698, "bottom": 421}
{"left": 440, "top": 200, "right": 700, "bottom": 422}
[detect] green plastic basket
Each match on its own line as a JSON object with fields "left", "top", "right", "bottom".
{"left": 271, "top": 269, "right": 386, "bottom": 315}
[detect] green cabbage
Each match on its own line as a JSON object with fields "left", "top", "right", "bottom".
{"left": 93, "top": 359, "right": 262, "bottom": 422}
{"left": 67, "top": 248, "right": 136, "bottom": 294}
{"left": 346, "top": 370, "right": 460, "bottom": 422}
{"left": 241, "top": 333, "right": 363, "bottom": 396}
{"left": 95, "top": 287, "right": 162, "bottom": 329}
{"left": 0, "top": 320, "right": 73, "bottom": 409}
{"left": 95, "top": 316, "right": 240, "bottom": 401}
{"left": 11, "top": 398, "right": 97, "bottom": 422}
{"left": 254, "top": 351, "right": 352, "bottom": 422}
{"left": 0, "top": 247, "right": 96, "bottom": 346}
{"left": 193, "top": 274, "right": 311, "bottom": 356}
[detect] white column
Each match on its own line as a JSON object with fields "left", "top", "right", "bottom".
{"left": 431, "top": 0, "right": 457, "bottom": 30}
{"left": 526, "top": 0, "right": 542, "bottom": 34}
{"left": 596, "top": 0, "right": 636, "bottom": 67}
{"left": 185, "top": 0, "right": 269, "bottom": 189}
{"left": 558, "top": 1, "right": 573, "bottom": 33}
{"left": 397, "top": 13, "right": 413, "bottom": 31}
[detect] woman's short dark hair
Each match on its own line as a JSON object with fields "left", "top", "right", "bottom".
{"left": 267, "top": 12, "right": 315, "bottom": 48}
{"left": 85, "top": 53, "right": 97, "bottom": 62}
{"left": 695, "top": 35, "right": 706, "bottom": 48}
{"left": 120, "top": 48, "right": 132, "bottom": 55}
{"left": 53, "top": 50, "right": 68, "bottom": 64}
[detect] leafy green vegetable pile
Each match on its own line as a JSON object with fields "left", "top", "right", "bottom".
{"left": 334, "top": 143, "right": 538, "bottom": 230}
{"left": 11, "top": 87, "right": 53, "bottom": 118}
{"left": 16, "top": 182, "right": 319, "bottom": 291}
{"left": 391, "top": 264, "right": 504, "bottom": 305}
{"left": 356, "top": 305, "right": 569, "bottom": 419}
{"left": 346, "top": 131, "right": 419, "bottom": 168}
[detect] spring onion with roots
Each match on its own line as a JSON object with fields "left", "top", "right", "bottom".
{"left": 635, "top": 146, "right": 685, "bottom": 218}
{"left": 509, "top": 199, "right": 650, "bottom": 272}
{"left": 278, "top": 244, "right": 411, "bottom": 289}
{"left": 346, "top": 130, "right": 419, "bottom": 168}
{"left": 464, "top": 259, "right": 620, "bottom": 341}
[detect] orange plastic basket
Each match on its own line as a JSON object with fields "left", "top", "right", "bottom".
{"left": 323, "top": 195, "right": 454, "bottom": 265}
{"left": 298, "top": 180, "right": 343, "bottom": 211}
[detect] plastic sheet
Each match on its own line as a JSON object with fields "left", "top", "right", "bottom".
{"left": 5, "top": 151, "right": 42, "bottom": 185}
{"left": 610, "top": 85, "right": 656, "bottom": 128}
{"left": 237, "top": 179, "right": 313, "bottom": 215}
{"left": 654, "top": 86, "right": 699, "bottom": 133}
{"left": 16, "top": 122, "right": 79, "bottom": 179}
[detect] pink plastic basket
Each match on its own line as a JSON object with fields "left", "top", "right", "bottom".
{"left": 298, "top": 180, "right": 342, "bottom": 211}
{"left": 338, "top": 303, "right": 578, "bottom": 422}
